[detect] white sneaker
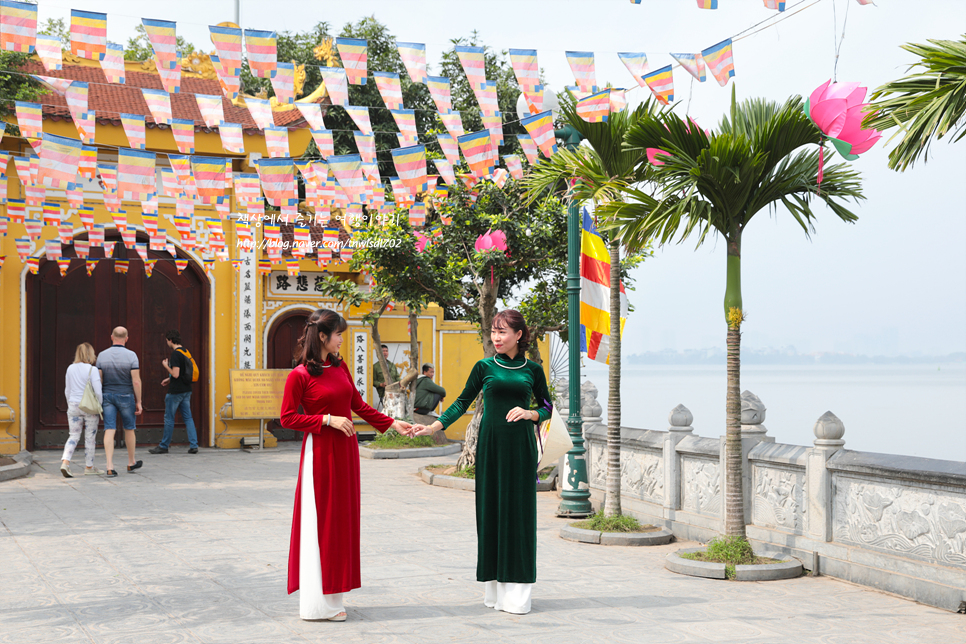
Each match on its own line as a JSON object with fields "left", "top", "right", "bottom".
{"left": 85, "top": 467, "right": 103, "bottom": 475}
{"left": 60, "top": 464, "right": 72, "bottom": 478}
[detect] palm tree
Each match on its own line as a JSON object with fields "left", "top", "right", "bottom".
{"left": 525, "top": 99, "right": 659, "bottom": 518}
{"left": 865, "top": 36, "right": 966, "bottom": 172}
{"left": 600, "top": 89, "right": 865, "bottom": 537}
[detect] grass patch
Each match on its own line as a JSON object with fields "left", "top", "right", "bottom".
{"left": 366, "top": 430, "right": 436, "bottom": 450}
{"left": 570, "top": 512, "right": 661, "bottom": 533}
{"left": 538, "top": 466, "right": 556, "bottom": 482}
{"left": 678, "top": 535, "right": 785, "bottom": 579}
{"left": 426, "top": 464, "right": 475, "bottom": 479}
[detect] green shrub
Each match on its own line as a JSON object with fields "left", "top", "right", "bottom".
{"left": 571, "top": 512, "right": 644, "bottom": 533}
{"left": 368, "top": 430, "right": 436, "bottom": 450}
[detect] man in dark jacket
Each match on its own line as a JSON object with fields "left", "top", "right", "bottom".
{"left": 413, "top": 364, "right": 446, "bottom": 417}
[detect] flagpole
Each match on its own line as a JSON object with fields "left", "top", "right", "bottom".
{"left": 555, "top": 123, "right": 593, "bottom": 518}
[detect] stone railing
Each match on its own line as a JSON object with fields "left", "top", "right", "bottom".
{"left": 573, "top": 379, "right": 966, "bottom": 613}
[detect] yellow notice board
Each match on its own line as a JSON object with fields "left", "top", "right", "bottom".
{"left": 229, "top": 369, "right": 292, "bottom": 419}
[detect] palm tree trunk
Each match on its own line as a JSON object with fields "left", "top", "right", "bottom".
{"left": 604, "top": 239, "right": 623, "bottom": 517}
{"left": 724, "top": 235, "right": 746, "bottom": 538}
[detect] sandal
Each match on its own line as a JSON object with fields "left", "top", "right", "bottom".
{"left": 326, "top": 612, "right": 347, "bottom": 622}
{"left": 127, "top": 460, "right": 143, "bottom": 473}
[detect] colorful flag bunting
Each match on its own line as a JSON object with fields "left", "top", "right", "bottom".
{"left": 245, "top": 29, "right": 277, "bottom": 78}
{"left": 175, "top": 259, "right": 188, "bottom": 274}
{"left": 438, "top": 111, "right": 464, "bottom": 140}
{"left": 42, "top": 202, "right": 61, "bottom": 227}
{"left": 354, "top": 132, "right": 376, "bottom": 166}
{"left": 455, "top": 45, "right": 487, "bottom": 88}
{"left": 702, "top": 38, "right": 735, "bottom": 87}
{"left": 157, "top": 62, "right": 181, "bottom": 94}
{"left": 618, "top": 52, "right": 650, "bottom": 90}
{"left": 271, "top": 62, "right": 296, "bottom": 104}
{"left": 209, "top": 25, "right": 242, "bottom": 74}
{"left": 101, "top": 42, "right": 125, "bottom": 83}
{"left": 481, "top": 111, "right": 504, "bottom": 147}
{"left": 426, "top": 76, "right": 453, "bottom": 114}
{"left": 643, "top": 65, "right": 674, "bottom": 104}
{"left": 390, "top": 109, "right": 418, "bottom": 145}
{"left": 344, "top": 105, "right": 372, "bottom": 135}
{"left": 57, "top": 223, "right": 73, "bottom": 245}
{"left": 141, "top": 88, "right": 172, "bottom": 125}
{"left": 169, "top": 119, "right": 195, "bottom": 154}
{"left": 296, "top": 103, "right": 326, "bottom": 130}
{"left": 392, "top": 144, "right": 427, "bottom": 189}
{"left": 191, "top": 157, "right": 227, "bottom": 201}
{"left": 310, "top": 129, "right": 334, "bottom": 158}
{"left": 255, "top": 157, "right": 298, "bottom": 207}
{"left": 566, "top": 51, "right": 597, "bottom": 93}
{"left": 336, "top": 37, "right": 367, "bottom": 85}
{"left": 327, "top": 154, "right": 366, "bottom": 205}
{"left": 245, "top": 97, "right": 273, "bottom": 130}
{"left": 319, "top": 67, "right": 349, "bottom": 107}
{"left": 39, "top": 133, "right": 82, "bottom": 190}
{"left": 373, "top": 71, "right": 403, "bottom": 111}
{"left": 141, "top": 18, "right": 179, "bottom": 69}
{"left": 195, "top": 94, "right": 225, "bottom": 128}
{"left": 610, "top": 89, "right": 628, "bottom": 112}
{"left": 520, "top": 111, "right": 557, "bottom": 159}
{"left": 15, "top": 101, "right": 42, "bottom": 146}
{"left": 457, "top": 131, "right": 494, "bottom": 178}
{"left": 74, "top": 239, "right": 90, "bottom": 258}
{"left": 233, "top": 173, "right": 262, "bottom": 206}
{"left": 396, "top": 41, "right": 427, "bottom": 84}
{"left": 117, "top": 113, "right": 146, "bottom": 150}
{"left": 0, "top": 0, "right": 37, "bottom": 54}
{"left": 70, "top": 9, "right": 107, "bottom": 60}
{"left": 671, "top": 52, "right": 707, "bottom": 83}
{"left": 264, "top": 126, "right": 289, "bottom": 158}
{"left": 436, "top": 132, "right": 460, "bottom": 168}
{"left": 34, "top": 34, "right": 62, "bottom": 72}
{"left": 219, "top": 122, "right": 244, "bottom": 153}
{"left": 509, "top": 49, "right": 540, "bottom": 93}
{"left": 577, "top": 90, "right": 611, "bottom": 123}
{"left": 505, "top": 154, "right": 524, "bottom": 180}
{"left": 115, "top": 259, "right": 129, "bottom": 274}
{"left": 210, "top": 53, "right": 239, "bottom": 100}
{"left": 433, "top": 158, "right": 456, "bottom": 186}
{"left": 476, "top": 80, "right": 500, "bottom": 116}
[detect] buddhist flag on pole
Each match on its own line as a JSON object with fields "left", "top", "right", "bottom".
{"left": 373, "top": 72, "right": 403, "bottom": 111}
{"left": 195, "top": 95, "right": 225, "bottom": 127}
{"left": 70, "top": 9, "right": 107, "bottom": 60}
{"left": 426, "top": 76, "right": 452, "bottom": 114}
{"left": 509, "top": 49, "right": 540, "bottom": 93}
{"left": 141, "top": 19, "right": 178, "bottom": 70}
{"left": 702, "top": 38, "right": 735, "bottom": 87}
{"left": 396, "top": 41, "right": 427, "bottom": 84}
{"left": 580, "top": 208, "right": 626, "bottom": 364}
{"left": 576, "top": 90, "right": 611, "bottom": 123}
{"left": 520, "top": 110, "right": 557, "bottom": 159}
{"left": 271, "top": 62, "right": 296, "bottom": 104}
{"left": 120, "top": 113, "right": 146, "bottom": 150}
{"left": 38, "top": 134, "right": 82, "bottom": 190}
{"left": 618, "top": 52, "right": 649, "bottom": 89}
{"left": 101, "top": 43, "right": 125, "bottom": 83}
{"left": 209, "top": 25, "right": 242, "bottom": 75}
{"left": 35, "top": 34, "right": 62, "bottom": 71}
{"left": 319, "top": 67, "right": 349, "bottom": 107}
{"left": 517, "top": 133, "right": 539, "bottom": 166}
{"left": 392, "top": 144, "right": 427, "bottom": 189}
{"left": 142, "top": 88, "right": 172, "bottom": 124}
{"left": 391, "top": 109, "right": 418, "bottom": 145}
{"left": 455, "top": 45, "right": 487, "bottom": 87}
{"left": 457, "top": 131, "right": 494, "bottom": 178}
{"left": 336, "top": 37, "right": 367, "bottom": 85}
{"left": 436, "top": 132, "right": 460, "bottom": 168}
{"left": 643, "top": 65, "right": 674, "bottom": 104}
{"left": 671, "top": 53, "right": 707, "bottom": 83}
{"left": 566, "top": 51, "right": 597, "bottom": 93}
{"left": 245, "top": 29, "right": 277, "bottom": 78}
{"left": 0, "top": 0, "right": 37, "bottom": 54}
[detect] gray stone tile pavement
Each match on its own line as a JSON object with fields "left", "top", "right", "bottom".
{"left": 1, "top": 443, "right": 963, "bottom": 644}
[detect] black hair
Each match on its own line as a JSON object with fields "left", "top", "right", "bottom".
{"left": 492, "top": 309, "right": 531, "bottom": 353}
{"left": 296, "top": 309, "right": 348, "bottom": 376}
{"left": 422, "top": 363, "right": 433, "bottom": 373}
{"left": 165, "top": 330, "right": 182, "bottom": 344}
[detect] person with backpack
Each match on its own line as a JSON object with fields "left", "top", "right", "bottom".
{"left": 150, "top": 330, "right": 199, "bottom": 454}
{"left": 61, "top": 342, "right": 103, "bottom": 478}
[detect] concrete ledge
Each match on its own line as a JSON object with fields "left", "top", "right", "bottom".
{"left": 418, "top": 468, "right": 475, "bottom": 491}
{"left": 0, "top": 451, "right": 34, "bottom": 482}
{"left": 666, "top": 548, "right": 727, "bottom": 579}
{"left": 360, "top": 443, "right": 461, "bottom": 459}
{"left": 560, "top": 525, "right": 601, "bottom": 544}
{"left": 561, "top": 524, "right": 674, "bottom": 546}
{"left": 735, "top": 555, "right": 803, "bottom": 581}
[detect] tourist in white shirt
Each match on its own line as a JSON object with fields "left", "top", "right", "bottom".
{"left": 61, "top": 343, "right": 103, "bottom": 478}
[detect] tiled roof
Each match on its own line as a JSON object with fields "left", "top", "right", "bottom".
{"left": 21, "top": 60, "right": 314, "bottom": 131}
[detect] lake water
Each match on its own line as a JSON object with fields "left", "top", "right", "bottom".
{"left": 578, "top": 363, "right": 966, "bottom": 463}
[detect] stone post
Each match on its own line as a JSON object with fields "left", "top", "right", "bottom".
{"left": 720, "top": 391, "right": 775, "bottom": 525}
{"left": 806, "top": 411, "right": 846, "bottom": 543}
{"left": 664, "top": 404, "right": 693, "bottom": 514}
{"left": 579, "top": 380, "right": 602, "bottom": 433}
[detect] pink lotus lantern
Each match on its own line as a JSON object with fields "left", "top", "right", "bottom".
{"left": 474, "top": 229, "right": 508, "bottom": 254}
{"left": 414, "top": 232, "right": 429, "bottom": 253}
{"left": 805, "top": 80, "right": 882, "bottom": 186}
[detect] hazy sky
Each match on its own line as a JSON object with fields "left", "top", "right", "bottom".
{"left": 38, "top": 0, "right": 966, "bottom": 356}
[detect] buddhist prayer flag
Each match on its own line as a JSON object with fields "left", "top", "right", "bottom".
{"left": 520, "top": 111, "right": 557, "bottom": 159}
{"left": 142, "top": 211, "right": 158, "bottom": 233}
{"left": 218, "top": 122, "right": 244, "bottom": 153}
{"left": 141, "top": 18, "right": 178, "bottom": 69}
{"left": 336, "top": 37, "right": 367, "bottom": 85}
{"left": 141, "top": 88, "right": 172, "bottom": 125}
{"left": 344, "top": 105, "right": 372, "bottom": 135}
{"left": 702, "top": 38, "right": 735, "bottom": 87}
{"left": 121, "top": 225, "right": 137, "bottom": 249}
{"left": 168, "top": 155, "right": 198, "bottom": 199}
{"left": 0, "top": 0, "right": 36, "bottom": 54}
{"left": 566, "top": 51, "right": 597, "bottom": 93}
{"left": 296, "top": 103, "right": 326, "bottom": 130}
{"left": 580, "top": 208, "right": 627, "bottom": 364}
{"left": 209, "top": 25, "right": 242, "bottom": 73}
{"left": 509, "top": 49, "right": 540, "bottom": 93}
{"left": 458, "top": 131, "right": 494, "bottom": 178}
{"left": 210, "top": 53, "right": 239, "bottom": 100}
{"left": 671, "top": 53, "right": 707, "bottom": 83}
{"left": 319, "top": 67, "right": 348, "bottom": 107}
{"left": 610, "top": 89, "right": 628, "bottom": 113}
{"left": 264, "top": 126, "right": 289, "bottom": 158}
{"left": 481, "top": 111, "right": 504, "bottom": 147}
{"left": 438, "top": 111, "right": 464, "bottom": 140}
{"left": 354, "top": 132, "right": 376, "bottom": 166}
{"left": 142, "top": 259, "right": 157, "bottom": 277}
{"left": 245, "top": 29, "right": 277, "bottom": 78}
{"left": 696, "top": 0, "right": 718, "bottom": 8}
{"left": 133, "top": 241, "right": 148, "bottom": 262}
{"left": 55, "top": 257, "right": 71, "bottom": 276}
{"left": 77, "top": 205, "right": 94, "bottom": 230}
{"left": 255, "top": 157, "right": 298, "bottom": 207}
{"left": 577, "top": 90, "right": 611, "bottom": 123}
{"left": 26, "top": 256, "right": 40, "bottom": 273}
{"left": 455, "top": 45, "right": 487, "bottom": 87}
{"left": 43, "top": 202, "right": 62, "bottom": 227}
{"left": 85, "top": 259, "right": 98, "bottom": 275}
{"left": 391, "top": 144, "right": 427, "bottom": 189}
{"left": 57, "top": 224, "right": 73, "bottom": 245}
{"left": 24, "top": 217, "right": 41, "bottom": 240}
{"left": 70, "top": 9, "right": 106, "bottom": 60}
{"left": 191, "top": 157, "right": 227, "bottom": 201}
{"left": 7, "top": 199, "right": 25, "bottom": 224}
{"left": 271, "top": 62, "right": 296, "bottom": 104}
{"left": 433, "top": 157, "right": 456, "bottom": 186}
{"left": 101, "top": 43, "right": 125, "bottom": 83}
{"left": 310, "top": 129, "right": 334, "bottom": 158}
{"left": 245, "top": 97, "right": 274, "bottom": 130}
{"left": 196, "top": 95, "right": 225, "bottom": 128}
{"left": 373, "top": 71, "right": 403, "bottom": 111}
{"left": 15, "top": 101, "right": 42, "bottom": 145}
{"left": 390, "top": 109, "right": 418, "bottom": 145}
{"left": 476, "top": 80, "right": 499, "bottom": 116}
{"left": 764, "top": 0, "right": 786, "bottom": 11}
{"left": 157, "top": 61, "right": 181, "bottom": 94}
{"left": 160, "top": 167, "right": 183, "bottom": 199}
{"left": 436, "top": 132, "right": 460, "bottom": 168}
{"left": 35, "top": 34, "right": 62, "bottom": 71}
{"left": 173, "top": 259, "right": 187, "bottom": 274}
{"left": 170, "top": 119, "right": 195, "bottom": 155}
{"left": 618, "top": 51, "right": 649, "bottom": 89}
{"left": 39, "top": 133, "right": 82, "bottom": 190}
{"left": 426, "top": 76, "right": 452, "bottom": 114}
{"left": 505, "top": 154, "right": 524, "bottom": 180}
{"left": 643, "top": 65, "right": 674, "bottom": 104}
{"left": 115, "top": 259, "right": 129, "bottom": 274}
{"left": 396, "top": 41, "right": 427, "bottom": 84}
{"left": 327, "top": 154, "right": 366, "bottom": 205}
{"left": 74, "top": 239, "right": 90, "bottom": 258}
{"left": 233, "top": 173, "right": 261, "bottom": 207}
{"left": 119, "top": 113, "right": 146, "bottom": 150}
{"left": 32, "top": 74, "right": 72, "bottom": 95}
{"left": 517, "top": 133, "right": 539, "bottom": 165}
{"left": 14, "top": 236, "right": 30, "bottom": 262}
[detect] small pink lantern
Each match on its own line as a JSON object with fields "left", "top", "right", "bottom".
{"left": 414, "top": 232, "right": 429, "bottom": 253}
{"left": 805, "top": 79, "right": 882, "bottom": 187}
{"left": 474, "top": 229, "right": 508, "bottom": 254}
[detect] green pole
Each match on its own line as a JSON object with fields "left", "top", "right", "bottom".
{"left": 555, "top": 124, "right": 593, "bottom": 518}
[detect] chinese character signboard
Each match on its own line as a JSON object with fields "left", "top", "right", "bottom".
{"left": 354, "top": 331, "right": 368, "bottom": 403}
{"left": 238, "top": 244, "right": 257, "bottom": 368}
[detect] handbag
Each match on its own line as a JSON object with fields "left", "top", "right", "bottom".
{"left": 78, "top": 365, "right": 103, "bottom": 418}
{"left": 535, "top": 406, "right": 573, "bottom": 471}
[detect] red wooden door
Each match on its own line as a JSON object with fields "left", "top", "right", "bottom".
{"left": 267, "top": 311, "right": 308, "bottom": 440}
{"left": 26, "top": 231, "right": 209, "bottom": 449}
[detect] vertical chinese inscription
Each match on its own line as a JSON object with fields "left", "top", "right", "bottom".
{"left": 238, "top": 244, "right": 257, "bottom": 369}
{"left": 354, "top": 331, "right": 368, "bottom": 403}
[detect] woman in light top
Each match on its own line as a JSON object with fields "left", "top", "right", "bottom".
{"left": 61, "top": 342, "right": 103, "bottom": 478}
{"left": 413, "top": 309, "right": 553, "bottom": 615}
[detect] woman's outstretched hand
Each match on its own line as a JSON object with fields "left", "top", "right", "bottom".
{"left": 411, "top": 421, "right": 442, "bottom": 437}
{"left": 329, "top": 415, "right": 355, "bottom": 437}
{"left": 391, "top": 419, "right": 414, "bottom": 437}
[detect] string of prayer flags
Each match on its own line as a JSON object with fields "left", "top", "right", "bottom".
{"left": 196, "top": 95, "right": 225, "bottom": 128}
{"left": 610, "top": 89, "right": 628, "bottom": 113}
{"left": 78, "top": 206, "right": 94, "bottom": 231}
{"left": 296, "top": 103, "right": 326, "bottom": 131}
{"left": 310, "top": 129, "right": 334, "bottom": 158}
{"left": 509, "top": 49, "right": 540, "bottom": 93}
{"left": 148, "top": 229, "right": 166, "bottom": 251}
{"left": 426, "top": 76, "right": 453, "bottom": 114}
{"left": 39, "top": 133, "right": 82, "bottom": 190}
{"left": 327, "top": 154, "right": 366, "bottom": 204}
{"left": 319, "top": 67, "right": 349, "bottom": 107}
{"left": 456, "top": 45, "right": 487, "bottom": 88}
{"left": 90, "top": 225, "right": 105, "bottom": 248}
{"left": 577, "top": 90, "right": 611, "bottom": 123}
{"left": 70, "top": 9, "right": 107, "bottom": 60}
{"left": 264, "top": 126, "right": 289, "bottom": 158}
{"left": 436, "top": 132, "right": 460, "bottom": 167}
{"left": 74, "top": 239, "right": 90, "bottom": 258}
{"left": 134, "top": 242, "right": 148, "bottom": 262}
{"left": 26, "top": 256, "right": 40, "bottom": 274}
{"left": 24, "top": 217, "right": 41, "bottom": 240}
{"left": 271, "top": 62, "right": 296, "bottom": 104}
{"left": 522, "top": 85, "right": 546, "bottom": 114}
{"left": 144, "top": 259, "right": 157, "bottom": 277}
{"left": 15, "top": 101, "right": 42, "bottom": 148}
{"left": 285, "top": 257, "right": 300, "bottom": 276}
{"left": 618, "top": 52, "right": 649, "bottom": 89}
{"left": 204, "top": 259, "right": 217, "bottom": 275}
{"left": 336, "top": 37, "right": 367, "bottom": 85}
{"left": 142, "top": 88, "right": 172, "bottom": 124}
{"left": 354, "top": 132, "right": 376, "bottom": 166}
{"left": 481, "top": 112, "right": 504, "bottom": 147}
{"left": 210, "top": 54, "right": 240, "bottom": 100}
{"left": 121, "top": 225, "right": 136, "bottom": 249}
{"left": 566, "top": 51, "right": 597, "bottom": 93}
{"left": 219, "top": 122, "right": 244, "bottom": 153}
{"left": 391, "top": 144, "right": 427, "bottom": 189}
{"left": 35, "top": 34, "right": 62, "bottom": 72}
{"left": 391, "top": 109, "right": 418, "bottom": 145}
{"left": 168, "top": 155, "right": 198, "bottom": 199}
{"left": 643, "top": 66, "right": 674, "bottom": 104}
{"left": 101, "top": 43, "right": 125, "bottom": 83}
{"left": 55, "top": 257, "right": 71, "bottom": 276}
{"left": 344, "top": 105, "right": 372, "bottom": 135}
{"left": 209, "top": 25, "right": 242, "bottom": 76}
{"left": 255, "top": 157, "right": 298, "bottom": 208}
{"left": 0, "top": 0, "right": 37, "bottom": 54}
{"left": 141, "top": 19, "right": 179, "bottom": 70}
{"left": 257, "top": 258, "right": 272, "bottom": 275}
{"left": 458, "top": 131, "right": 494, "bottom": 178}
{"left": 697, "top": 0, "right": 718, "bottom": 8}
{"left": 520, "top": 111, "right": 557, "bottom": 159}
{"left": 64, "top": 182, "right": 82, "bottom": 209}
{"left": 32, "top": 74, "right": 72, "bottom": 95}
{"left": 157, "top": 62, "right": 181, "bottom": 94}
{"left": 476, "top": 80, "right": 499, "bottom": 116}
{"left": 245, "top": 29, "right": 277, "bottom": 78}
{"left": 120, "top": 113, "right": 146, "bottom": 149}
{"left": 505, "top": 154, "right": 524, "bottom": 180}
{"left": 671, "top": 53, "right": 707, "bottom": 83}
{"left": 233, "top": 173, "right": 261, "bottom": 207}
{"left": 7, "top": 200, "right": 25, "bottom": 225}
{"left": 170, "top": 119, "right": 195, "bottom": 154}
{"left": 143, "top": 211, "right": 158, "bottom": 234}
{"left": 175, "top": 259, "right": 189, "bottom": 274}
{"left": 702, "top": 38, "right": 735, "bottom": 87}
{"left": 230, "top": 259, "right": 243, "bottom": 273}
{"left": 373, "top": 72, "right": 403, "bottom": 111}
{"left": 191, "top": 157, "right": 227, "bottom": 201}
{"left": 439, "top": 111, "right": 464, "bottom": 140}
{"left": 433, "top": 158, "right": 456, "bottom": 186}
{"left": 85, "top": 259, "right": 98, "bottom": 275}
{"left": 44, "top": 241, "right": 60, "bottom": 262}
{"left": 396, "top": 41, "right": 427, "bottom": 84}
{"left": 160, "top": 167, "right": 183, "bottom": 199}
{"left": 42, "top": 202, "right": 61, "bottom": 227}
{"left": 15, "top": 237, "right": 30, "bottom": 262}
{"left": 245, "top": 97, "right": 274, "bottom": 130}
{"left": 79, "top": 146, "right": 97, "bottom": 178}
{"left": 492, "top": 167, "right": 509, "bottom": 189}
{"left": 57, "top": 223, "right": 73, "bottom": 245}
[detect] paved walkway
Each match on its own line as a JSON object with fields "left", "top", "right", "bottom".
{"left": 1, "top": 444, "right": 962, "bottom": 644}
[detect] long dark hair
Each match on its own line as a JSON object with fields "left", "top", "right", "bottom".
{"left": 492, "top": 309, "right": 531, "bottom": 354}
{"left": 295, "top": 309, "right": 348, "bottom": 375}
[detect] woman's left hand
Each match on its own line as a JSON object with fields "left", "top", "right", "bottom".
{"left": 506, "top": 407, "right": 536, "bottom": 422}
{"left": 391, "top": 419, "right": 414, "bottom": 437}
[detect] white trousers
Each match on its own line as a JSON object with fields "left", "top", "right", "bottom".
{"left": 299, "top": 434, "right": 346, "bottom": 620}
{"left": 483, "top": 580, "right": 533, "bottom": 614}
{"left": 62, "top": 405, "right": 98, "bottom": 468}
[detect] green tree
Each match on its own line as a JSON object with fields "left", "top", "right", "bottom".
{"left": 599, "top": 89, "right": 864, "bottom": 538}
{"left": 0, "top": 52, "right": 47, "bottom": 136}
{"left": 865, "top": 36, "right": 966, "bottom": 171}
{"left": 124, "top": 24, "right": 196, "bottom": 62}
{"left": 38, "top": 17, "right": 70, "bottom": 44}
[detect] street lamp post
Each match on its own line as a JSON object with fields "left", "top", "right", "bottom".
{"left": 553, "top": 123, "right": 593, "bottom": 518}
